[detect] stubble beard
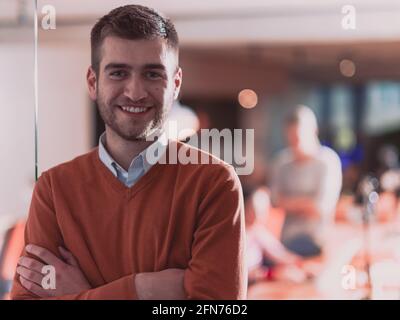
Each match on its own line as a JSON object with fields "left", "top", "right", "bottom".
{"left": 96, "top": 92, "right": 168, "bottom": 142}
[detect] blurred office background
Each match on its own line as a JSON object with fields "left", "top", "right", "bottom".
{"left": 1, "top": 0, "right": 400, "bottom": 299}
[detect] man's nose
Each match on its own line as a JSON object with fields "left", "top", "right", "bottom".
{"left": 123, "top": 75, "right": 148, "bottom": 101}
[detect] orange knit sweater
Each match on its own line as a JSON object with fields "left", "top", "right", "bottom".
{"left": 10, "top": 141, "right": 247, "bottom": 300}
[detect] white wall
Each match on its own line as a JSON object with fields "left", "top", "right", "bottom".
{"left": 37, "top": 39, "right": 93, "bottom": 173}
{"left": 34, "top": 0, "right": 400, "bottom": 45}
{"left": 0, "top": 28, "right": 93, "bottom": 232}
{"left": 0, "top": 40, "right": 36, "bottom": 230}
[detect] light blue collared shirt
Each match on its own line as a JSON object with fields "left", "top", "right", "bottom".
{"left": 98, "top": 132, "right": 167, "bottom": 187}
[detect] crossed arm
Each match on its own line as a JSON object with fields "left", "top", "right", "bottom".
{"left": 16, "top": 244, "right": 185, "bottom": 299}
{"left": 11, "top": 166, "right": 246, "bottom": 300}
{"left": 272, "top": 155, "right": 342, "bottom": 220}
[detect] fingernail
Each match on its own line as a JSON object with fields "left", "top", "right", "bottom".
{"left": 25, "top": 245, "right": 32, "bottom": 252}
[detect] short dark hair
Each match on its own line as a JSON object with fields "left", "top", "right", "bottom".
{"left": 90, "top": 5, "right": 179, "bottom": 74}
{"left": 285, "top": 104, "right": 318, "bottom": 130}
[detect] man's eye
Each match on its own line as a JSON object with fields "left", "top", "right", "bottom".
{"left": 109, "top": 71, "right": 127, "bottom": 79}
{"left": 146, "top": 71, "right": 163, "bottom": 80}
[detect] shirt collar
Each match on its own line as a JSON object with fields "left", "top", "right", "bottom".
{"left": 98, "top": 131, "right": 168, "bottom": 177}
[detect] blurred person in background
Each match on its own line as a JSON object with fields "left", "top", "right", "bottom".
{"left": 271, "top": 105, "right": 342, "bottom": 257}
{"left": 350, "top": 145, "right": 400, "bottom": 224}
{"left": 374, "top": 145, "right": 400, "bottom": 222}
{"left": 377, "top": 145, "right": 399, "bottom": 180}
{"left": 244, "top": 187, "right": 307, "bottom": 286}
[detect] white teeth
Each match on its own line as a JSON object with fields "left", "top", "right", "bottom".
{"left": 120, "top": 106, "right": 148, "bottom": 113}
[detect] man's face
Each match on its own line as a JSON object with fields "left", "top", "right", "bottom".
{"left": 286, "top": 124, "right": 301, "bottom": 150}
{"left": 285, "top": 123, "right": 316, "bottom": 154}
{"left": 87, "top": 36, "right": 182, "bottom": 141}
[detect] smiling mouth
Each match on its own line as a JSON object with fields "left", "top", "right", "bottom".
{"left": 118, "top": 105, "right": 152, "bottom": 115}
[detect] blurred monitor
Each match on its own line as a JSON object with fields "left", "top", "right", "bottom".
{"left": 364, "top": 81, "right": 400, "bottom": 135}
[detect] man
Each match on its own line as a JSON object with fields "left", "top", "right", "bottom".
{"left": 10, "top": 5, "right": 247, "bottom": 300}
{"left": 271, "top": 105, "right": 342, "bottom": 257}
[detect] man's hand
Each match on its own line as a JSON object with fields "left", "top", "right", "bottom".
{"left": 135, "top": 268, "right": 187, "bottom": 300}
{"left": 16, "top": 244, "right": 91, "bottom": 298}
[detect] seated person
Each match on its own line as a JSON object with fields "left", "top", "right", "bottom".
{"left": 244, "top": 187, "right": 306, "bottom": 285}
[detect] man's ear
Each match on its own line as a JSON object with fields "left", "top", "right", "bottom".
{"left": 87, "top": 66, "right": 98, "bottom": 101}
{"left": 173, "top": 67, "right": 182, "bottom": 100}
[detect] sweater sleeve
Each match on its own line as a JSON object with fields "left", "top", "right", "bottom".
{"left": 184, "top": 164, "right": 248, "bottom": 300}
{"left": 10, "top": 172, "right": 138, "bottom": 300}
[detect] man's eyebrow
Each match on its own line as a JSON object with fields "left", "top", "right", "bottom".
{"left": 143, "top": 63, "right": 166, "bottom": 71}
{"left": 104, "top": 63, "right": 132, "bottom": 71}
{"left": 104, "top": 63, "right": 167, "bottom": 71}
